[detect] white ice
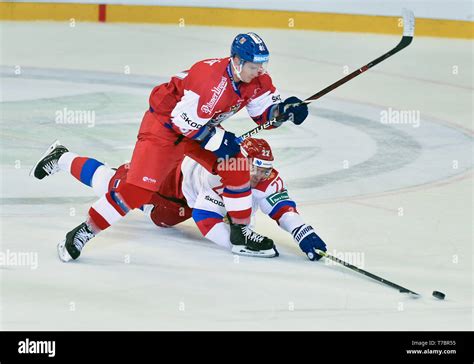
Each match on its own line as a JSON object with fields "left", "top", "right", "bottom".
{"left": 0, "top": 21, "right": 472, "bottom": 330}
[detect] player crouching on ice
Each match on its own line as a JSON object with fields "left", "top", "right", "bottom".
{"left": 30, "top": 138, "right": 327, "bottom": 261}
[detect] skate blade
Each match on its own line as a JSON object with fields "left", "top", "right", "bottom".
{"left": 231, "top": 245, "right": 278, "bottom": 258}
{"left": 57, "top": 239, "right": 73, "bottom": 262}
{"left": 29, "top": 140, "right": 61, "bottom": 178}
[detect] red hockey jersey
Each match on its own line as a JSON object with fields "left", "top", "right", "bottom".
{"left": 149, "top": 57, "right": 281, "bottom": 140}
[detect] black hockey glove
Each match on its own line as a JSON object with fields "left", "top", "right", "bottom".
{"left": 277, "top": 96, "right": 309, "bottom": 125}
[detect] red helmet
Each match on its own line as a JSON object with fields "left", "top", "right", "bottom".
{"left": 241, "top": 138, "right": 274, "bottom": 168}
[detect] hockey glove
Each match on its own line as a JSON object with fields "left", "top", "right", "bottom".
{"left": 292, "top": 224, "right": 327, "bottom": 261}
{"left": 277, "top": 96, "right": 309, "bottom": 125}
{"left": 201, "top": 128, "right": 241, "bottom": 159}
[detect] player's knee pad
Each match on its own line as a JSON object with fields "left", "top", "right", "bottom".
{"left": 148, "top": 193, "right": 192, "bottom": 227}
{"left": 114, "top": 181, "right": 154, "bottom": 209}
{"left": 150, "top": 204, "right": 192, "bottom": 228}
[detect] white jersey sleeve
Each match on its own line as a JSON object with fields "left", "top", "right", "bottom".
{"left": 170, "top": 89, "right": 211, "bottom": 137}
{"left": 246, "top": 88, "right": 281, "bottom": 119}
{"left": 253, "top": 170, "right": 305, "bottom": 235}
{"left": 245, "top": 73, "right": 281, "bottom": 123}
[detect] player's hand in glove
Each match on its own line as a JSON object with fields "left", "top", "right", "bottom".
{"left": 277, "top": 96, "right": 309, "bottom": 125}
{"left": 201, "top": 128, "right": 240, "bottom": 159}
{"left": 292, "top": 224, "right": 327, "bottom": 261}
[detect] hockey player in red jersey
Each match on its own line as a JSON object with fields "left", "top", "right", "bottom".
{"left": 31, "top": 32, "right": 309, "bottom": 262}
{"left": 30, "top": 137, "right": 327, "bottom": 260}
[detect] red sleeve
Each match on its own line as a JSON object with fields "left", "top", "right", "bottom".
{"left": 166, "top": 59, "right": 227, "bottom": 139}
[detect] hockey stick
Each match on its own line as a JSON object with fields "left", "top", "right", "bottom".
{"left": 315, "top": 249, "right": 420, "bottom": 296}
{"left": 236, "top": 9, "right": 415, "bottom": 144}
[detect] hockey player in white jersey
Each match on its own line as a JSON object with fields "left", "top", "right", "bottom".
{"left": 30, "top": 138, "right": 327, "bottom": 261}
{"left": 181, "top": 138, "right": 327, "bottom": 259}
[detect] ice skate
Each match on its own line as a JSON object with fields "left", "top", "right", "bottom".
{"left": 57, "top": 222, "right": 95, "bottom": 262}
{"left": 30, "top": 140, "right": 68, "bottom": 179}
{"left": 230, "top": 223, "right": 278, "bottom": 258}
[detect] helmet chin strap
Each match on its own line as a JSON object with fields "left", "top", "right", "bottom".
{"left": 230, "top": 57, "right": 244, "bottom": 81}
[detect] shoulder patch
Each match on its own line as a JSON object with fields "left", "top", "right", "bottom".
{"left": 266, "top": 189, "right": 290, "bottom": 207}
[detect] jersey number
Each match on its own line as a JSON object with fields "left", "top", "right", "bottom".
{"left": 270, "top": 177, "right": 284, "bottom": 192}
{"left": 212, "top": 184, "right": 225, "bottom": 196}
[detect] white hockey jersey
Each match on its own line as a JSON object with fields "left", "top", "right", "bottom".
{"left": 180, "top": 157, "right": 305, "bottom": 249}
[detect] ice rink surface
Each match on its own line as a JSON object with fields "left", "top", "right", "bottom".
{"left": 0, "top": 21, "right": 472, "bottom": 330}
